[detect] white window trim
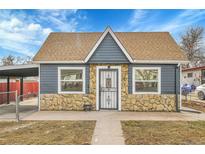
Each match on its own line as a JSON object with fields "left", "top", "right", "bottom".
{"left": 132, "top": 67, "right": 161, "bottom": 94}
{"left": 58, "top": 67, "right": 86, "bottom": 94}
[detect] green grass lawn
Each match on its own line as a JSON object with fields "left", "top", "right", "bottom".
{"left": 0, "top": 121, "right": 96, "bottom": 145}
{"left": 121, "top": 121, "right": 205, "bottom": 145}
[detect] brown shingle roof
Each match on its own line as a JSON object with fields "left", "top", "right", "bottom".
{"left": 33, "top": 31, "right": 187, "bottom": 62}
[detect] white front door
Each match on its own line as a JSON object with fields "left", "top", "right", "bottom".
{"left": 99, "top": 69, "right": 118, "bottom": 110}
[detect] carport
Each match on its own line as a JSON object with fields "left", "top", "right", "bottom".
{"left": 0, "top": 64, "right": 39, "bottom": 103}
{"left": 0, "top": 64, "right": 39, "bottom": 120}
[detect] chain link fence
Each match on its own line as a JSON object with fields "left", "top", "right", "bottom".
{"left": 0, "top": 91, "right": 38, "bottom": 121}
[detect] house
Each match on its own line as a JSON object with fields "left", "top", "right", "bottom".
{"left": 33, "top": 27, "right": 187, "bottom": 112}
{"left": 182, "top": 66, "right": 205, "bottom": 87}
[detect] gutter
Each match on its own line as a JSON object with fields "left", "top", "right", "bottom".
{"left": 33, "top": 61, "right": 85, "bottom": 64}
{"left": 133, "top": 60, "right": 189, "bottom": 64}
{"left": 0, "top": 64, "right": 39, "bottom": 71}
{"left": 33, "top": 60, "right": 189, "bottom": 64}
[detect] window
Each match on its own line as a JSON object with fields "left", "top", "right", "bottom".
{"left": 187, "top": 73, "right": 193, "bottom": 78}
{"left": 202, "top": 70, "right": 205, "bottom": 77}
{"left": 132, "top": 67, "right": 161, "bottom": 94}
{"left": 106, "top": 78, "right": 112, "bottom": 88}
{"left": 58, "top": 67, "right": 85, "bottom": 94}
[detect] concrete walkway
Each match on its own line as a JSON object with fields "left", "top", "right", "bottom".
{"left": 23, "top": 110, "right": 205, "bottom": 121}
{"left": 91, "top": 112, "right": 125, "bottom": 144}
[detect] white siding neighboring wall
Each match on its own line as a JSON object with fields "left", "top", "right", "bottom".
{"left": 182, "top": 70, "right": 201, "bottom": 86}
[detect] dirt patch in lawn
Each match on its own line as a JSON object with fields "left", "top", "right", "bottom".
{"left": 183, "top": 100, "right": 205, "bottom": 112}
{"left": 121, "top": 121, "right": 205, "bottom": 145}
{"left": 0, "top": 121, "right": 96, "bottom": 145}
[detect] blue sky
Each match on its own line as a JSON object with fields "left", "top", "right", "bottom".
{"left": 0, "top": 9, "right": 205, "bottom": 58}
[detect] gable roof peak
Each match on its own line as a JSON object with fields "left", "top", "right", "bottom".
{"left": 84, "top": 26, "right": 133, "bottom": 63}
{"left": 104, "top": 26, "right": 112, "bottom": 31}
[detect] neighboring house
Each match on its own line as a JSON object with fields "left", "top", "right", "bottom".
{"left": 33, "top": 27, "right": 187, "bottom": 112}
{"left": 182, "top": 66, "right": 205, "bottom": 87}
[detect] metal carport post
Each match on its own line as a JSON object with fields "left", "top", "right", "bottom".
{"left": 20, "top": 76, "right": 23, "bottom": 101}
{"left": 6, "top": 76, "right": 10, "bottom": 104}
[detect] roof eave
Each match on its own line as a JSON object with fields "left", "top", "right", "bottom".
{"left": 33, "top": 60, "right": 85, "bottom": 64}
{"left": 0, "top": 64, "right": 39, "bottom": 71}
{"left": 33, "top": 60, "right": 189, "bottom": 64}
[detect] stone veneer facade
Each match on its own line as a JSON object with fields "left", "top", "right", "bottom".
{"left": 40, "top": 64, "right": 177, "bottom": 111}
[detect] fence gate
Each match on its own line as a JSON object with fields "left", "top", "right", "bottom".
{"left": 99, "top": 69, "right": 118, "bottom": 110}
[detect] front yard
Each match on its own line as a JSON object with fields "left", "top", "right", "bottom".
{"left": 121, "top": 121, "right": 205, "bottom": 144}
{"left": 0, "top": 121, "right": 96, "bottom": 145}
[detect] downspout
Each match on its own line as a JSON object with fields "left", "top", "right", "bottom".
{"left": 179, "top": 63, "right": 182, "bottom": 111}
{"left": 38, "top": 64, "right": 41, "bottom": 111}
{"left": 175, "top": 63, "right": 181, "bottom": 112}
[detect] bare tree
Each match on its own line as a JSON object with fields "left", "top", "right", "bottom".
{"left": 1, "top": 55, "right": 15, "bottom": 66}
{"left": 15, "top": 56, "right": 32, "bottom": 64}
{"left": 23, "top": 56, "right": 32, "bottom": 64}
{"left": 0, "top": 55, "right": 33, "bottom": 66}
{"left": 180, "top": 26, "right": 205, "bottom": 67}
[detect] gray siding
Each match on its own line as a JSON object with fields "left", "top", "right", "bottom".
{"left": 41, "top": 63, "right": 180, "bottom": 95}
{"left": 128, "top": 64, "right": 178, "bottom": 94}
{"left": 88, "top": 33, "right": 129, "bottom": 63}
{"left": 40, "top": 64, "right": 89, "bottom": 94}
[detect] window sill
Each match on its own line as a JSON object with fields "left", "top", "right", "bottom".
{"left": 58, "top": 91, "right": 86, "bottom": 94}
{"left": 132, "top": 92, "right": 161, "bottom": 95}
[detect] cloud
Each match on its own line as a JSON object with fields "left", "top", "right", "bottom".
{"left": 43, "top": 28, "right": 53, "bottom": 35}
{"left": 117, "top": 10, "right": 159, "bottom": 32}
{"left": 0, "top": 10, "right": 86, "bottom": 57}
{"left": 37, "top": 9, "right": 79, "bottom": 31}
{"left": 0, "top": 40, "right": 35, "bottom": 56}
{"left": 0, "top": 16, "right": 53, "bottom": 56}
{"left": 0, "top": 18, "right": 23, "bottom": 32}
{"left": 27, "top": 23, "right": 41, "bottom": 31}
{"left": 129, "top": 10, "right": 147, "bottom": 25}
{"left": 117, "top": 9, "right": 205, "bottom": 43}
{"left": 129, "top": 10, "right": 205, "bottom": 34}
{"left": 157, "top": 10, "right": 205, "bottom": 33}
